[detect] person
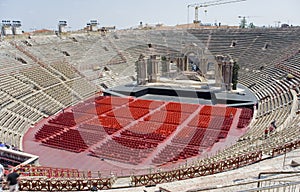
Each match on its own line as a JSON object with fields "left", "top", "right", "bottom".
{"left": 0, "top": 164, "right": 4, "bottom": 192}
{"left": 0, "top": 142, "right": 6, "bottom": 148}
{"left": 264, "top": 128, "right": 268, "bottom": 139}
{"left": 269, "top": 125, "right": 274, "bottom": 134}
{"left": 271, "top": 120, "right": 277, "bottom": 129}
{"left": 6, "top": 169, "right": 20, "bottom": 192}
{"left": 90, "top": 184, "right": 98, "bottom": 191}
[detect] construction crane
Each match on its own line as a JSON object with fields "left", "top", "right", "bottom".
{"left": 188, "top": 0, "right": 247, "bottom": 24}
{"left": 238, "top": 16, "right": 249, "bottom": 28}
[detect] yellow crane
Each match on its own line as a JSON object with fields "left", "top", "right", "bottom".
{"left": 188, "top": 0, "right": 247, "bottom": 24}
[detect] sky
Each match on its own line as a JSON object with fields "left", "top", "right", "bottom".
{"left": 0, "top": 0, "right": 299, "bottom": 31}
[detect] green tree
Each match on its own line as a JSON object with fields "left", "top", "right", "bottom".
{"left": 232, "top": 61, "right": 240, "bottom": 90}
{"left": 248, "top": 22, "right": 255, "bottom": 28}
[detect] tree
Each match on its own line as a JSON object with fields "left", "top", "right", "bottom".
{"left": 232, "top": 61, "right": 240, "bottom": 90}
{"left": 248, "top": 22, "right": 255, "bottom": 28}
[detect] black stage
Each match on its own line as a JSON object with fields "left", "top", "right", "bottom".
{"left": 104, "top": 83, "right": 257, "bottom": 108}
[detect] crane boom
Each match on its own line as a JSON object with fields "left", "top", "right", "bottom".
{"left": 188, "top": 0, "right": 246, "bottom": 24}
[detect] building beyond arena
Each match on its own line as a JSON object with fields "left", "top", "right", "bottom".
{"left": 0, "top": 26, "right": 300, "bottom": 191}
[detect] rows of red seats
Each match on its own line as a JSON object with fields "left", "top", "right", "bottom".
{"left": 144, "top": 110, "right": 189, "bottom": 125}
{"left": 95, "top": 96, "right": 133, "bottom": 106}
{"left": 239, "top": 108, "right": 253, "bottom": 119}
{"left": 208, "top": 116, "right": 233, "bottom": 132}
{"left": 78, "top": 123, "right": 104, "bottom": 132}
{"left": 77, "top": 130, "right": 106, "bottom": 146}
{"left": 152, "top": 144, "right": 199, "bottom": 164}
{"left": 188, "top": 115, "right": 211, "bottom": 128}
{"left": 172, "top": 127, "right": 225, "bottom": 147}
{"left": 225, "top": 107, "right": 237, "bottom": 117}
{"left": 152, "top": 124, "right": 230, "bottom": 165}
{"left": 207, "top": 116, "right": 223, "bottom": 129}
{"left": 35, "top": 95, "right": 253, "bottom": 164}
{"left": 199, "top": 106, "right": 212, "bottom": 115}
{"left": 171, "top": 126, "right": 197, "bottom": 144}
{"left": 213, "top": 106, "right": 236, "bottom": 117}
{"left": 163, "top": 102, "right": 199, "bottom": 113}
{"left": 211, "top": 106, "right": 227, "bottom": 116}
{"left": 188, "top": 107, "right": 235, "bottom": 130}
{"left": 48, "top": 112, "right": 76, "bottom": 127}
{"left": 237, "top": 108, "right": 252, "bottom": 128}
{"left": 221, "top": 117, "right": 233, "bottom": 132}
{"left": 72, "top": 112, "right": 95, "bottom": 123}
{"left": 95, "top": 104, "right": 113, "bottom": 115}
{"left": 237, "top": 118, "right": 251, "bottom": 128}
{"left": 90, "top": 138, "right": 155, "bottom": 165}
{"left": 202, "top": 129, "right": 225, "bottom": 145}
{"left": 174, "top": 128, "right": 206, "bottom": 146}
{"left": 121, "top": 130, "right": 165, "bottom": 142}
{"left": 129, "top": 99, "right": 164, "bottom": 109}
{"left": 49, "top": 112, "right": 93, "bottom": 127}
{"left": 73, "top": 103, "right": 112, "bottom": 115}
{"left": 92, "top": 121, "right": 178, "bottom": 164}
{"left": 112, "top": 136, "right": 158, "bottom": 149}
{"left": 153, "top": 123, "right": 178, "bottom": 137}
{"left": 171, "top": 146, "right": 199, "bottom": 161}
{"left": 35, "top": 124, "right": 65, "bottom": 141}
{"left": 79, "top": 123, "right": 121, "bottom": 137}
{"left": 78, "top": 118, "right": 123, "bottom": 137}
{"left": 120, "top": 121, "right": 178, "bottom": 142}
{"left": 188, "top": 117, "right": 231, "bottom": 140}
{"left": 97, "top": 116, "right": 131, "bottom": 132}
{"left": 82, "top": 117, "right": 130, "bottom": 135}
{"left": 42, "top": 129, "right": 88, "bottom": 153}
{"left": 199, "top": 105, "right": 237, "bottom": 117}
{"left": 106, "top": 107, "right": 149, "bottom": 120}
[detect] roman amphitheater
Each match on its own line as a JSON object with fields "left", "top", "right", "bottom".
{"left": 0, "top": 24, "right": 299, "bottom": 191}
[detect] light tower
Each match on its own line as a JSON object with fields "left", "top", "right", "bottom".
{"left": 1, "top": 20, "right": 13, "bottom": 36}
{"left": 58, "top": 21, "right": 67, "bottom": 34}
{"left": 12, "top": 21, "right": 22, "bottom": 35}
{"left": 90, "top": 20, "right": 99, "bottom": 31}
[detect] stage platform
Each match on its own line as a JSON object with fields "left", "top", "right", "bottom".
{"left": 106, "top": 83, "right": 257, "bottom": 107}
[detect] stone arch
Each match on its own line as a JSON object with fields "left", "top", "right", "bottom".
{"left": 181, "top": 44, "right": 208, "bottom": 75}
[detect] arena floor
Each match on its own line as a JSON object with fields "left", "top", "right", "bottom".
{"left": 22, "top": 101, "right": 248, "bottom": 178}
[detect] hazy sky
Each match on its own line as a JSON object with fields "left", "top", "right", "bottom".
{"left": 0, "top": 0, "right": 299, "bottom": 31}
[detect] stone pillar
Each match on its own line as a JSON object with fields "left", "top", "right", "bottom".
{"left": 177, "top": 57, "right": 183, "bottom": 72}
{"left": 161, "top": 58, "right": 170, "bottom": 73}
{"left": 215, "top": 56, "right": 223, "bottom": 86}
{"left": 222, "top": 61, "right": 233, "bottom": 91}
{"left": 215, "top": 55, "right": 234, "bottom": 91}
{"left": 175, "top": 58, "right": 180, "bottom": 72}
{"left": 184, "top": 56, "right": 189, "bottom": 71}
{"left": 166, "top": 59, "right": 170, "bottom": 73}
{"left": 148, "top": 55, "right": 160, "bottom": 83}
{"left": 200, "top": 57, "right": 208, "bottom": 75}
{"left": 136, "top": 54, "right": 147, "bottom": 85}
